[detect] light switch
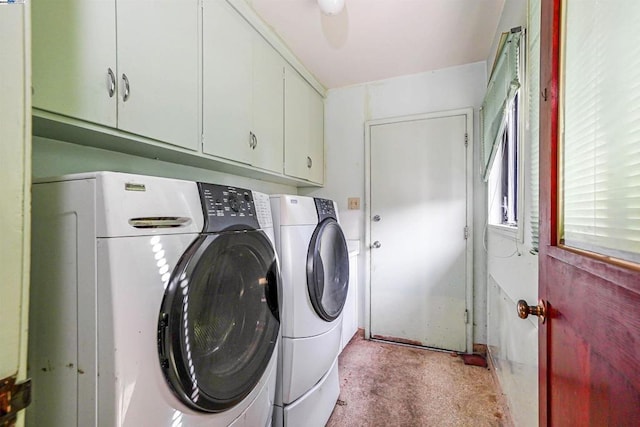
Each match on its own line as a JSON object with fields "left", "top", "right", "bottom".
{"left": 348, "top": 197, "right": 360, "bottom": 210}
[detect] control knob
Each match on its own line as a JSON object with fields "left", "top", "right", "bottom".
{"left": 228, "top": 195, "right": 240, "bottom": 212}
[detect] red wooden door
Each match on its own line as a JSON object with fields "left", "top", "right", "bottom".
{"left": 538, "top": 0, "right": 640, "bottom": 425}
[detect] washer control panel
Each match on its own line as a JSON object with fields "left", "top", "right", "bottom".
{"left": 198, "top": 183, "right": 259, "bottom": 232}
{"left": 314, "top": 198, "right": 337, "bottom": 222}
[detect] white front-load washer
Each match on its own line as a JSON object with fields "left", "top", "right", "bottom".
{"left": 269, "top": 195, "right": 349, "bottom": 427}
{"left": 28, "top": 172, "right": 281, "bottom": 427}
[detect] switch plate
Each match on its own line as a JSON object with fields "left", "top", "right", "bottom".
{"left": 348, "top": 197, "right": 360, "bottom": 210}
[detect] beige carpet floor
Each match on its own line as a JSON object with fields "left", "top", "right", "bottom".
{"left": 326, "top": 332, "right": 510, "bottom": 427}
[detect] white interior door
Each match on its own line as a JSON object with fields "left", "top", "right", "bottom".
{"left": 368, "top": 112, "right": 471, "bottom": 353}
{"left": 0, "top": 3, "right": 31, "bottom": 425}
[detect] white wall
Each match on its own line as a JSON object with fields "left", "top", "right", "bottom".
{"left": 484, "top": 0, "right": 539, "bottom": 425}
{"left": 301, "top": 61, "right": 488, "bottom": 343}
{"left": 32, "top": 136, "right": 296, "bottom": 195}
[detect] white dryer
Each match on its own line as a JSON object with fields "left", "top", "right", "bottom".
{"left": 269, "top": 195, "right": 349, "bottom": 427}
{"left": 28, "top": 172, "right": 281, "bottom": 427}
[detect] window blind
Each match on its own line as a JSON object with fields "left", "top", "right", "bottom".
{"left": 482, "top": 28, "right": 523, "bottom": 181}
{"left": 528, "top": 0, "right": 541, "bottom": 252}
{"left": 562, "top": 0, "right": 640, "bottom": 263}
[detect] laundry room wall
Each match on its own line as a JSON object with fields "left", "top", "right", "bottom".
{"left": 32, "top": 136, "right": 297, "bottom": 195}
{"left": 484, "top": 0, "right": 539, "bottom": 425}
{"left": 299, "top": 61, "right": 488, "bottom": 343}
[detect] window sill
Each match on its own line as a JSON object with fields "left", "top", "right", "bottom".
{"left": 488, "top": 223, "right": 520, "bottom": 240}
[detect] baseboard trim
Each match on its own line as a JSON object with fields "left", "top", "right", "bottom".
{"left": 486, "top": 347, "right": 516, "bottom": 427}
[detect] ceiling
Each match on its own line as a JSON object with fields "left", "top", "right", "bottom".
{"left": 248, "top": 0, "right": 505, "bottom": 89}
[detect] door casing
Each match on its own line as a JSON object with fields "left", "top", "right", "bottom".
{"left": 364, "top": 108, "right": 474, "bottom": 352}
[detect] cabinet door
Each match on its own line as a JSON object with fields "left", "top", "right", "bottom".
{"left": 117, "top": 0, "right": 199, "bottom": 151}
{"left": 307, "top": 87, "right": 325, "bottom": 184}
{"left": 284, "top": 67, "right": 324, "bottom": 184}
{"left": 32, "top": 0, "right": 117, "bottom": 127}
{"left": 251, "top": 35, "right": 284, "bottom": 173}
{"left": 202, "top": 0, "right": 253, "bottom": 165}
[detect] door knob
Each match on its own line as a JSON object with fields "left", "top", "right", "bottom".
{"left": 372, "top": 215, "right": 381, "bottom": 222}
{"left": 517, "top": 299, "right": 547, "bottom": 324}
{"left": 371, "top": 241, "right": 381, "bottom": 249}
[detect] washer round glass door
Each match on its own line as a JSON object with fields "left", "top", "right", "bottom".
{"left": 158, "top": 230, "right": 280, "bottom": 412}
{"left": 306, "top": 218, "right": 349, "bottom": 321}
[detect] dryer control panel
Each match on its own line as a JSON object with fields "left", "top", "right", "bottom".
{"left": 314, "top": 198, "right": 337, "bottom": 222}
{"left": 198, "top": 183, "right": 259, "bottom": 232}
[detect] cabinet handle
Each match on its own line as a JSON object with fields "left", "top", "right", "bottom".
{"left": 253, "top": 133, "right": 258, "bottom": 150}
{"left": 122, "top": 73, "right": 130, "bottom": 102}
{"left": 307, "top": 156, "right": 313, "bottom": 168}
{"left": 107, "top": 68, "right": 116, "bottom": 98}
{"left": 249, "top": 132, "right": 256, "bottom": 149}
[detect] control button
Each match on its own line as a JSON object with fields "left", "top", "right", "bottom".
{"left": 229, "top": 196, "right": 240, "bottom": 212}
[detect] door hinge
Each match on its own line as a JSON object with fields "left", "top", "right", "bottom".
{"left": 464, "top": 226, "right": 469, "bottom": 240}
{"left": 464, "top": 133, "right": 468, "bottom": 147}
{"left": 464, "top": 309, "right": 469, "bottom": 324}
{"left": 0, "top": 376, "right": 32, "bottom": 425}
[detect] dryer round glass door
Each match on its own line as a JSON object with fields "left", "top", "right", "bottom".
{"left": 306, "top": 218, "right": 349, "bottom": 321}
{"left": 158, "top": 230, "right": 280, "bottom": 413}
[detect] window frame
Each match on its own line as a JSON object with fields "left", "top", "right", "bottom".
{"left": 488, "top": 92, "right": 525, "bottom": 241}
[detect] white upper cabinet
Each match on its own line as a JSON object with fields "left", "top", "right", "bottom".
{"left": 32, "top": 0, "right": 117, "bottom": 127}
{"left": 32, "top": 0, "right": 324, "bottom": 186}
{"left": 32, "top": 0, "right": 200, "bottom": 151}
{"left": 284, "top": 66, "right": 324, "bottom": 184}
{"left": 203, "top": 0, "right": 284, "bottom": 174}
{"left": 203, "top": 0, "right": 253, "bottom": 166}
{"left": 116, "top": 0, "right": 199, "bottom": 150}
{"left": 251, "top": 35, "right": 286, "bottom": 173}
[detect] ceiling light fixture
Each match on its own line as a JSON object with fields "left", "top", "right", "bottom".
{"left": 318, "top": 0, "right": 345, "bottom": 16}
